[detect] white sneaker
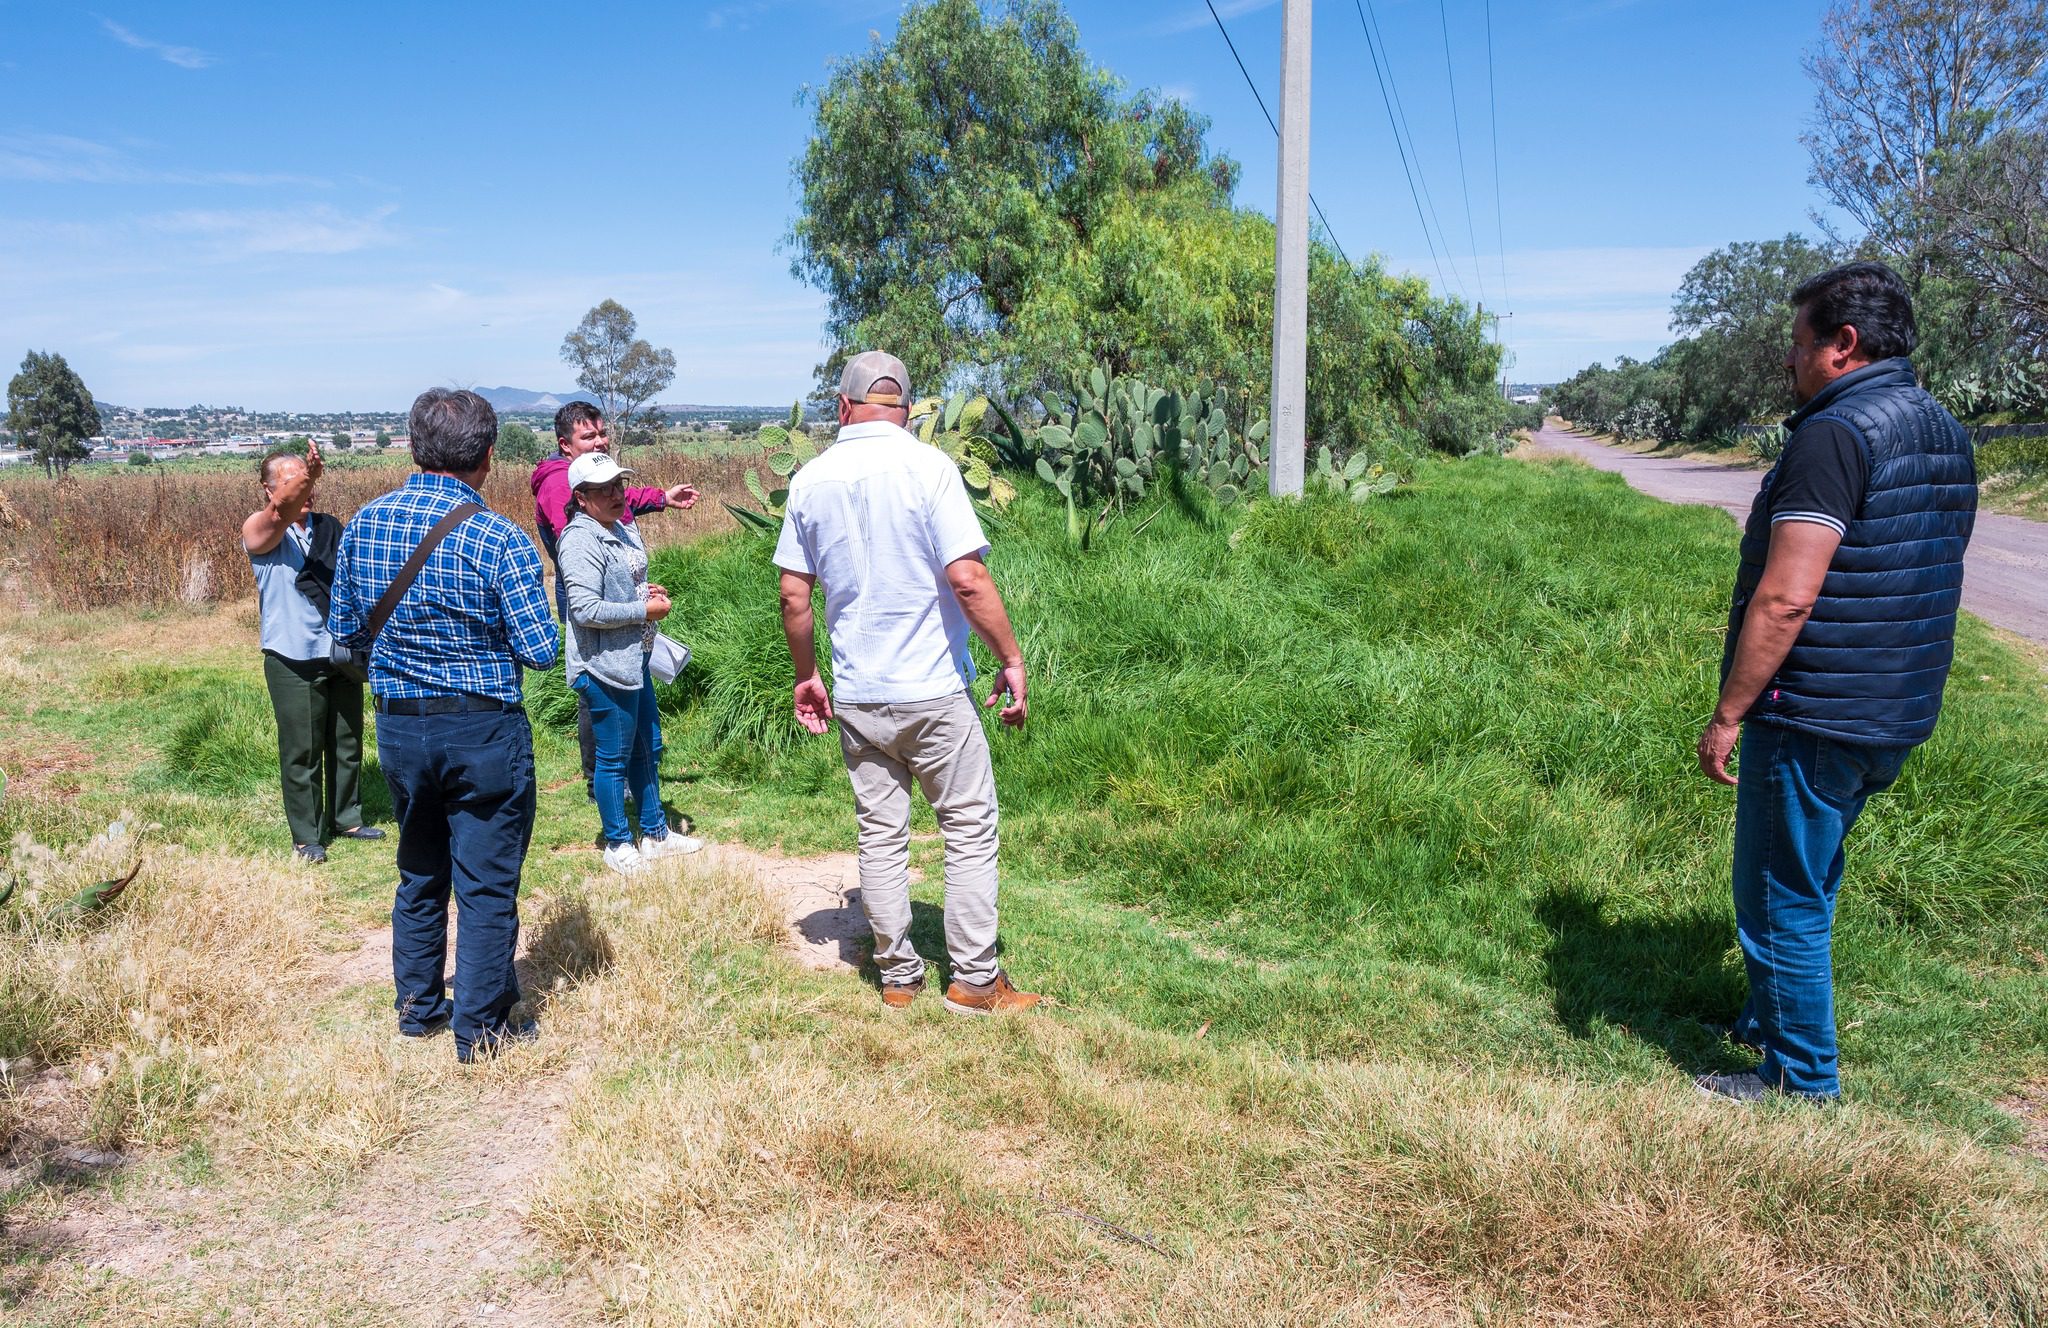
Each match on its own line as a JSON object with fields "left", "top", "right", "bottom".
{"left": 638, "top": 832, "right": 704, "bottom": 859}
{"left": 603, "top": 842, "right": 647, "bottom": 875}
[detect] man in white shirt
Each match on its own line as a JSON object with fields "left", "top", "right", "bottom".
{"left": 774, "top": 351, "right": 1039, "bottom": 1016}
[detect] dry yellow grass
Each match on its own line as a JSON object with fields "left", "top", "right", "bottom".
{"left": 0, "top": 444, "right": 760, "bottom": 610}
{"left": 517, "top": 861, "right": 2048, "bottom": 1327}
{"left": 3, "top": 829, "right": 2044, "bottom": 1325}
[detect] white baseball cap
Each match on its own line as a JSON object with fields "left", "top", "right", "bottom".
{"left": 566, "top": 452, "right": 633, "bottom": 489}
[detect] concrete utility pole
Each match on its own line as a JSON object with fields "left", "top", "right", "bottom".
{"left": 1269, "top": 0, "right": 1311, "bottom": 497}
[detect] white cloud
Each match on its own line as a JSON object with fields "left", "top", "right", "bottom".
{"left": 0, "top": 133, "right": 329, "bottom": 188}
{"left": 99, "top": 18, "right": 217, "bottom": 70}
{"left": 149, "top": 204, "right": 403, "bottom": 257}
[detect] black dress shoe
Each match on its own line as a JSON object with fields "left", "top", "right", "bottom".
{"left": 339, "top": 826, "right": 386, "bottom": 841}
{"left": 456, "top": 1018, "right": 539, "bottom": 1065}
{"left": 400, "top": 1013, "right": 450, "bottom": 1039}
{"left": 294, "top": 843, "right": 327, "bottom": 864}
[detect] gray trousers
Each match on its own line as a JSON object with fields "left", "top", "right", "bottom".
{"left": 838, "top": 690, "right": 1001, "bottom": 987}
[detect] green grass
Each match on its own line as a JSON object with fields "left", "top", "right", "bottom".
{"left": 3, "top": 453, "right": 2041, "bottom": 1133}
{"left": 625, "top": 457, "right": 2048, "bottom": 1131}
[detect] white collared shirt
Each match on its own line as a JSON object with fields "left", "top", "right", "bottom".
{"left": 773, "top": 420, "right": 990, "bottom": 704}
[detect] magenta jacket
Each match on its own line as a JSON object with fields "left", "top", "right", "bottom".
{"left": 530, "top": 454, "right": 669, "bottom": 559}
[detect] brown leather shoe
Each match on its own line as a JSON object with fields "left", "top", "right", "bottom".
{"left": 880, "top": 977, "right": 925, "bottom": 1011}
{"left": 942, "top": 970, "right": 1040, "bottom": 1016}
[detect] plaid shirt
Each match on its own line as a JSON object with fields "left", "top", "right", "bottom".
{"left": 329, "top": 473, "right": 559, "bottom": 703}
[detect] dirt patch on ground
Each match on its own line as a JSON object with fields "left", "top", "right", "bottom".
{"left": 9, "top": 1066, "right": 604, "bottom": 1324}
{"left": 687, "top": 840, "right": 921, "bottom": 975}
{"left": 2001, "top": 1080, "right": 2048, "bottom": 1162}
{"left": 0, "top": 739, "right": 95, "bottom": 800}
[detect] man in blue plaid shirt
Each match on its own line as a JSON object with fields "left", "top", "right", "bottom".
{"left": 330, "top": 388, "right": 559, "bottom": 1064}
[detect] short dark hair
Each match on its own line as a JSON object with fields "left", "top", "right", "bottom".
{"left": 409, "top": 388, "right": 498, "bottom": 473}
{"left": 1791, "top": 261, "right": 1917, "bottom": 362}
{"left": 258, "top": 446, "right": 304, "bottom": 485}
{"left": 554, "top": 400, "right": 604, "bottom": 442}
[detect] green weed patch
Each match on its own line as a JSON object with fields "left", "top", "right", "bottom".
{"left": 631, "top": 457, "right": 2048, "bottom": 1126}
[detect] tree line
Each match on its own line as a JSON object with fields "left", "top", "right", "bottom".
{"left": 786, "top": 0, "right": 1514, "bottom": 462}
{"left": 1555, "top": 0, "right": 2048, "bottom": 444}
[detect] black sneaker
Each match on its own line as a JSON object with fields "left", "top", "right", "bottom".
{"left": 400, "top": 1013, "right": 450, "bottom": 1039}
{"left": 1695, "top": 1071, "right": 1838, "bottom": 1106}
{"left": 339, "top": 826, "right": 386, "bottom": 841}
{"left": 456, "top": 1018, "right": 539, "bottom": 1065}
{"left": 294, "top": 843, "right": 327, "bottom": 864}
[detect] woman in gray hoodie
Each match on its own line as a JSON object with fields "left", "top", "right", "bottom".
{"left": 557, "top": 452, "right": 703, "bottom": 873}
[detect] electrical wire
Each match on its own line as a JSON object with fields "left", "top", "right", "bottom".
{"left": 1437, "top": 0, "right": 1487, "bottom": 305}
{"left": 1484, "top": 0, "right": 1510, "bottom": 318}
{"left": 1202, "top": 0, "right": 1352, "bottom": 268}
{"left": 1350, "top": 0, "right": 1454, "bottom": 295}
{"left": 1359, "top": 0, "right": 1469, "bottom": 296}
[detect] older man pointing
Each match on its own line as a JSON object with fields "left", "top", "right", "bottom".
{"left": 774, "top": 351, "right": 1039, "bottom": 1016}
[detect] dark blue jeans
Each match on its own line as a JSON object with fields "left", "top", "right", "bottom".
{"left": 1730, "top": 722, "right": 1909, "bottom": 1098}
{"left": 375, "top": 706, "right": 537, "bottom": 1057}
{"left": 572, "top": 662, "right": 665, "bottom": 848}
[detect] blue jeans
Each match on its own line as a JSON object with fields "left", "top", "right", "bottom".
{"left": 572, "top": 662, "right": 666, "bottom": 847}
{"left": 1730, "top": 722, "right": 1909, "bottom": 1098}
{"left": 375, "top": 706, "right": 537, "bottom": 1057}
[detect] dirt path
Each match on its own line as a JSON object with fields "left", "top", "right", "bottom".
{"left": 4, "top": 841, "right": 901, "bottom": 1324}
{"left": 1524, "top": 423, "right": 2048, "bottom": 647}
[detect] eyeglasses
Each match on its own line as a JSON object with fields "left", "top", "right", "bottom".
{"left": 580, "top": 480, "right": 625, "bottom": 497}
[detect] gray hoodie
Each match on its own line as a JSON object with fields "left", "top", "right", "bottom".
{"left": 557, "top": 511, "right": 654, "bottom": 690}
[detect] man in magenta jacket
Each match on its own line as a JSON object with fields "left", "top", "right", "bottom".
{"left": 530, "top": 400, "right": 698, "bottom": 795}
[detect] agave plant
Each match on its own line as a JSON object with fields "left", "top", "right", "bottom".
{"left": 908, "top": 391, "right": 1024, "bottom": 511}
{"left": 724, "top": 401, "right": 816, "bottom": 535}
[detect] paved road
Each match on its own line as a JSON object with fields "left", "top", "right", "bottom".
{"left": 1526, "top": 423, "right": 2048, "bottom": 648}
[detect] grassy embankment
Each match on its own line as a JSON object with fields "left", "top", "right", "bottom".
{"left": 1, "top": 455, "right": 2044, "bottom": 1323}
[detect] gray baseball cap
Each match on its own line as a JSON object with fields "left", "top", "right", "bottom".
{"left": 838, "top": 350, "right": 911, "bottom": 406}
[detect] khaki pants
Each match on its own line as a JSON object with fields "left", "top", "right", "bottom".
{"left": 838, "top": 690, "right": 1001, "bottom": 987}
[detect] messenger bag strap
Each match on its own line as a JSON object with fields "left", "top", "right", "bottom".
{"left": 360, "top": 502, "right": 484, "bottom": 647}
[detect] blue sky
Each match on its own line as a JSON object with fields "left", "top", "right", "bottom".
{"left": 1, "top": 0, "right": 1830, "bottom": 410}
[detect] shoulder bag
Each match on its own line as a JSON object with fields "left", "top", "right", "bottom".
{"left": 329, "top": 502, "right": 484, "bottom": 683}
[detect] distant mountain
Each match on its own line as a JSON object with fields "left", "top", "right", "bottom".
{"left": 475, "top": 386, "right": 598, "bottom": 413}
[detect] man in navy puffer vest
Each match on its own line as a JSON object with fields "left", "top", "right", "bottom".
{"left": 1694, "top": 261, "right": 1976, "bottom": 1103}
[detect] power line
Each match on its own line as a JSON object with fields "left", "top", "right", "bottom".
{"left": 1351, "top": 0, "right": 1454, "bottom": 295}
{"left": 1483, "top": 0, "right": 1510, "bottom": 318}
{"left": 1437, "top": 0, "right": 1487, "bottom": 305}
{"left": 1202, "top": 0, "right": 1352, "bottom": 268}
{"left": 1361, "top": 0, "right": 1471, "bottom": 297}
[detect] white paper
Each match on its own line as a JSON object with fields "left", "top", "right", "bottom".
{"left": 649, "top": 632, "right": 691, "bottom": 684}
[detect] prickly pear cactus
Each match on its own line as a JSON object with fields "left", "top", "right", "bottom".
{"left": 1312, "top": 444, "right": 1402, "bottom": 502}
{"left": 908, "top": 391, "right": 1020, "bottom": 511}
{"left": 725, "top": 400, "right": 816, "bottom": 534}
{"left": 1032, "top": 366, "right": 1270, "bottom": 543}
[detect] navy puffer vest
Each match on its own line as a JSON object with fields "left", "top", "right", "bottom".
{"left": 1724, "top": 358, "right": 1977, "bottom": 748}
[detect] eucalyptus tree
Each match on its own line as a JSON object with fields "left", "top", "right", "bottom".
{"left": 6, "top": 350, "right": 100, "bottom": 476}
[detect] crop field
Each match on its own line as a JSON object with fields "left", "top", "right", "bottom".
{"left": 0, "top": 454, "right": 2043, "bottom": 1325}
{"left": 0, "top": 441, "right": 760, "bottom": 611}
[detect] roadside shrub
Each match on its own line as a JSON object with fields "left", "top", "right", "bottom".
{"left": 1976, "top": 434, "right": 2048, "bottom": 476}
{"left": 1747, "top": 425, "right": 1788, "bottom": 463}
